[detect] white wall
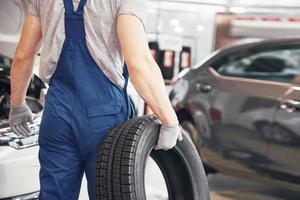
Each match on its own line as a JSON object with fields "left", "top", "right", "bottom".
{"left": 0, "top": 0, "right": 27, "bottom": 58}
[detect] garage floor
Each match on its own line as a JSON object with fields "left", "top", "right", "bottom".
{"left": 208, "top": 174, "right": 300, "bottom": 200}
{"left": 78, "top": 160, "right": 300, "bottom": 200}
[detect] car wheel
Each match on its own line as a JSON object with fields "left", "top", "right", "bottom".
{"left": 94, "top": 115, "right": 210, "bottom": 200}
{"left": 180, "top": 121, "right": 200, "bottom": 146}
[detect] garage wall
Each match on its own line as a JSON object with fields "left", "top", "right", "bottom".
{"left": 145, "top": 0, "right": 300, "bottom": 83}
{"left": 145, "top": 1, "right": 225, "bottom": 66}
{"left": 0, "top": 0, "right": 27, "bottom": 58}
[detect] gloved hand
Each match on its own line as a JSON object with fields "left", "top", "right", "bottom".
{"left": 9, "top": 104, "right": 34, "bottom": 137}
{"left": 154, "top": 124, "right": 183, "bottom": 151}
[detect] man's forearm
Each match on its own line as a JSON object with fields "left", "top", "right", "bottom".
{"left": 128, "top": 58, "right": 178, "bottom": 126}
{"left": 117, "top": 15, "right": 178, "bottom": 125}
{"left": 10, "top": 56, "right": 35, "bottom": 107}
{"left": 10, "top": 15, "right": 42, "bottom": 108}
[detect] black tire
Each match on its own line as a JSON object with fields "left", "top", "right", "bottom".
{"left": 94, "top": 115, "right": 210, "bottom": 200}
{"left": 180, "top": 121, "right": 200, "bottom": 146}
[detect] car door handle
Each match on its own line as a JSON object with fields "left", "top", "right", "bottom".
{"left": 280, "top": 99, "right": 300, "bottom": 112}
{"left": 196, "top": 83, "right": 212, "bottom": 93}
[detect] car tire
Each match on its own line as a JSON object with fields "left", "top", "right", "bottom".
{"left": 94, "top": 115, "right": 210, "bottom": 200}
{"left": 180, "top": 121, "right": 200, "bottom": 146}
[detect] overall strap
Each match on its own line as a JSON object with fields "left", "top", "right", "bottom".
{"left": 122, "top": 65, "right": 129, "bottom": 90}
{"left": 63, "top": 0, "right": 74, "bottom": 14}
{"left": 63, "top": 0, "right": 87, "bottom": 15}
{"left": 76, "top": 0, "right": 87, "bottom": 14}
{"left": 63, "top": 0, "right": 88, "bottom": 39}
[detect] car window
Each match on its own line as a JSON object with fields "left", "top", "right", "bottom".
{"left": 216, "top": 46, "right": 300, "bottom": 85}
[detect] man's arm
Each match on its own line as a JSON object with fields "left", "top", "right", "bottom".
{"left": 117, "top": 15, "right": 178, "bottom": 126}
{"left": 11, "top": 14, "right": 42, "bottom": 107}
{"left": 9, "top": 14, "right": 42, "bottom": 137}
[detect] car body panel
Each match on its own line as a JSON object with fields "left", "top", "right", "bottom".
{"left": 0, "top": 146, "right": 39, "bottom": 199}
{"left": 189, "top": 68, "right": 280, "bottom": 176}
{"left": 268, "top": 87, "right": 300, "bottom": 186}
{"left": 171, "top": 38, "right": 300, "bottom": 192}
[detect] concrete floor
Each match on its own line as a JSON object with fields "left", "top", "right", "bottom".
{"left": 208, "top": 174, "right": 300, "bottom": 200}
{"left": 78, "top": 158, "right": 300, "bottom": 200}
{"left": 77, "top": 158, "right": 235, "bottom": 200}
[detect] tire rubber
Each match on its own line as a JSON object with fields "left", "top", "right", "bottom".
{"left": 94, "top": 115, "right": 210, "bottom": 200}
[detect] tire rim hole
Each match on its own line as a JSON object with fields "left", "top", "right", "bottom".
{"left": 144, "top": 156, "right": 169, "bottom": 200}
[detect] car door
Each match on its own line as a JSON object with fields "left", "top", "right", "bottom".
{"left": 267, "top": 59, "right": 300, "bottom": 187}
{"left": 204, "top": 43, "right": 297, "bottom": 177}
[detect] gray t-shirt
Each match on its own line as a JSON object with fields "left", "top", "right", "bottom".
{"left": 28, "top": 0, "right": 147, "bottom": 89}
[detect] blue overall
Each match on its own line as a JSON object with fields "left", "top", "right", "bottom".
{"left": 38, "top": 0, "right": 133, "bottom": 199}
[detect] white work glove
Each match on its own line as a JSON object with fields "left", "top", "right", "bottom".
{"left": 154, "top": 124, "right": 183, "bottom": 151}
{"left": 9, "top": 104, "right": 34, "bottom": 137}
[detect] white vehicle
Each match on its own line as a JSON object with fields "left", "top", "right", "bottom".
{"left": 0, "top": 119, "right": 41, "bottom": 199}
{"left": 0, "top": 54, "right": 44, "bottom": 199}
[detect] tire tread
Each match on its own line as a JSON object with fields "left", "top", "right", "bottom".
{"left": 94, "top": 115, "right": 157, "bottom": 200}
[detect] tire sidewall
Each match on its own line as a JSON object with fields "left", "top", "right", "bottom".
{"left": 134, "top": 119, "right": 210, "bottom": 200}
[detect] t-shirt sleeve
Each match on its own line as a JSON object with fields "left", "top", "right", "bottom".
{"left": 27, "top": 0, "right": 40, "bottom": 17}
{"left": 118, "top": 0, "right": 147, "bottom": 27}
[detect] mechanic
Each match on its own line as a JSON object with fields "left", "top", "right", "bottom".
{"left": 9, "top": 0, "right": 182, "bottom": 199}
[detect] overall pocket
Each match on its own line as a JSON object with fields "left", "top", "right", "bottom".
{"left": 87, "top": 101, "right": 123, "bottom": 134}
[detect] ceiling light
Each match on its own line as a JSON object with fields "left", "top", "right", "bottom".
{"left": 230, "top": 7, "right": 246, "bottom": 13}
{"left": 170, "top": 18, "right": 180, "bottom": 26}
{"left": 197, "top": 25, "right": 204, "bottom": 32}
{"left": 174, "top": 26, "right": 184, "bottom": 33}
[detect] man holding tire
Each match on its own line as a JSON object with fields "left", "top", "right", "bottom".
{"left": 9, "top": 0, "right": 183, "bottom": 199}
